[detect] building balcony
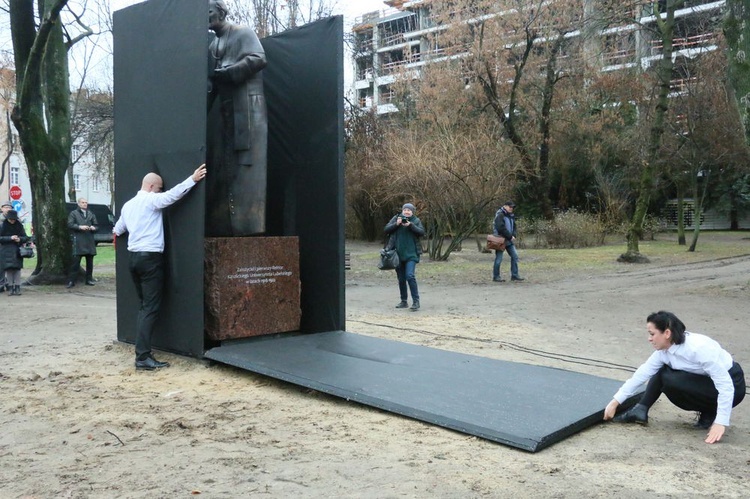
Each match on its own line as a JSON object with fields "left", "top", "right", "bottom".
{"left": 603, "top": 48, "right": 636, "bottom": 66}
{"left": 670, "top": 77, "right": 698, "bottom": 94}
{"left": 650, "top": 32, "right": 718, "bottom": 56}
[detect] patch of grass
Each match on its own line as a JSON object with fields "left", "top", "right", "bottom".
{"left": 346, "top": 232, "right": 750, "bottom": 286}
{"left": 22, "top": 244, "right": 116, "bottom": 270}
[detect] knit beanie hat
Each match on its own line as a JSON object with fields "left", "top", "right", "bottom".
{"left": 402, "top": 203, "right": 416, "bottom": 212}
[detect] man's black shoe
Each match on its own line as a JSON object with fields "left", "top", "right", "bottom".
{"left": 511, "top": 276, "right": 525, "bottom": 281}
{"left": 694, "top": 412, "right": 715, "bottom": 429}
{"left": 395, "top": 301, "right": 408, "bottom": 308}
{"left": 85, "top": 280, "right": 95, "bottom": 286}
{"left": 613, "top": 404, "right": 649, "bottom": 425}
{"left": 493, "top": 277, "right": 505, "bottom": 282}
{"left": 66, "top": 281, "right": 75, "bottom": 288}
{"left": 135, "top": 357, "right": 170, "bottom": 370}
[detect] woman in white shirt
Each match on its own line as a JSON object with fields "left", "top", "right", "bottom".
{"left": 603, "top": 311, "right": 745, "bottom": 444}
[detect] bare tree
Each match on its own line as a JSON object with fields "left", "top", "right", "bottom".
{"left": 228, "top": 0, "right": 338, "bottom": 37}
{"left": 8, "top": 0, "right": 96, "bottom": 282}
{"left": 724, "top": 0, "right": 750, "bottom": 145}
{"left": 386, "top": 64, "right": 521, "bottom": 260}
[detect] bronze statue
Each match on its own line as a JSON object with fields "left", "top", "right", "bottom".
{"left": 207, "top": 0, "right": 268, "bottom": 236}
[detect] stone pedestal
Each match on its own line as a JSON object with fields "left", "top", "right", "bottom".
{"left": 205, "top": 237, "right": 301, "bottom": 340}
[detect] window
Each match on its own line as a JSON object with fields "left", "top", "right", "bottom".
{"left": 74, "top": 174, "right": 81, "bottom": 191}
{"left": 71, "top": 144, "right": 81, "bottom": 163}
{"left": 10, "top": 166, "right": 19, "bottom": 185}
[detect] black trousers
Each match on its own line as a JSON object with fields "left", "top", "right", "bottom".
{"left": 69, "top": 254, "right": 94, "bottom": 282}
{"left": 640, "top": 363, "right": 746, "bottom": 416}
{"left": 129, "top": 252, "right": 165, "bottom": 361}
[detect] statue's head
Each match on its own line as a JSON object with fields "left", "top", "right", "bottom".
{"left": 209, "top": 0, "right": 229, "bottom": 29}
{"left": 210, "top": 0, "right": 228, "bottom": 17}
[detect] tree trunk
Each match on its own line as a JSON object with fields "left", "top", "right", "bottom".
{"left": 620, "top": 1, "right": 678, "bottom": 263}
{"left": 9, "top": 0, "right": 73, "bottom": 283}
{"left": 688, "top": 170, "right": 709, "bottom": 252}
{"left": 724, "top": 0, "right": 750, "bottom": 145}
{"left": 676, "top": 185, "right": 685, "bottom": 245}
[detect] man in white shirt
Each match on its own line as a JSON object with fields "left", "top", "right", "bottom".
{"left": 603, "top": 311, "right": 745, "bottom": 444}
{"left": 113, "top": 164, "right": 207, "bottom": 370}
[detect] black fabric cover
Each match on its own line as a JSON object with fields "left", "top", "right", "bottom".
{"left": 263, "top": 17, "right": 345, "bottom": 333}
{"left": 206, "top": 331, "right": 642, "bottom": 452}
{"left": 114, "top": 1, "right": 345, "bottom": 357}
{"left": 113, "top": 0, "right": 208, "bottom": 358}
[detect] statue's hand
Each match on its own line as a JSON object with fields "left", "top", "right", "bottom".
{"left": 212, "top": 67, "right": 231, "bottom": 83}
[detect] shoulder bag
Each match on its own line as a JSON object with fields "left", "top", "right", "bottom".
{"left": 486, "top": 234, "right": 506, "bottom": 251}
{"left": 19, "top": 245, "right": 35, "bottom": 258}
{"left": 378, "top": 248, "right": 399, "bottom": 270}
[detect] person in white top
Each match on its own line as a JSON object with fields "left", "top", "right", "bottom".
{"left": 603, "top": 311, "right": 745, "bottom": 444}
{"left": 113, "top": 164, "right": 207, "bottom": 370}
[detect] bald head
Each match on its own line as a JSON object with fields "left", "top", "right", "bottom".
{"left": 142, "top": 173, "right": 164, "bottom": 192}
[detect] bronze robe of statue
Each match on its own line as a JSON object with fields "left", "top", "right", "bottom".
{"left": 207, "top": 23, "right": 268, "bottom": 236}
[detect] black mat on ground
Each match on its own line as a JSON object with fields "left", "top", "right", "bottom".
{"left": 205, "top": 331, "right": 641, "bottom": 452}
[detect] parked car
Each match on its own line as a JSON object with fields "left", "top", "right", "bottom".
{"left": 65, "top": 202, "right": 115, "bottom": 245}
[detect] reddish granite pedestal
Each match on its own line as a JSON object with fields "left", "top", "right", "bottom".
{"left": 205, "top": 237, "right": 301, "bottom": 340}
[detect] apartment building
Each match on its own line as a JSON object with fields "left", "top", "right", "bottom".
{"left": 352, "top": 0, "right": 726, "bottom": 113}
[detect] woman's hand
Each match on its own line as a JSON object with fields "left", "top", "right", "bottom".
{"left": 603, "top": 399, "right": 619, "bottom": 420}
{"left": 705, "top": 423, "right": 725, "bottom": 444}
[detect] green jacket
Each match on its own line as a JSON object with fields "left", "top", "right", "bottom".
{"left": 384, "top": 214, "right": 425, "bottom": 263}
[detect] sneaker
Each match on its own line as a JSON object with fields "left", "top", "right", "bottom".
{"left": 410, "top": 300, "right": 420, "bottom": 311}
{"left": 395, "top": 301, "right": 408, "bottom": 308}
{"left": 492, "top": 277, "right": 505, "bottom": 282}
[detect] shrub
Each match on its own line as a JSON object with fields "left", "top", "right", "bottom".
{"left": 524, "top": 210, "right": 607, "bottom": 248}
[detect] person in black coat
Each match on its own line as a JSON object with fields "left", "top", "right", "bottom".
{"left": 66, "top": 198, "right": 98, "bottom": 288}
{"left": 0, "top": 201, "right": 11, "bottom": 291}
{"left": 0, "top": 210, "right": 30, "bottom": 296}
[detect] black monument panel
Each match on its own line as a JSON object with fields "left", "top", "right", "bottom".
{"left": 263, "top": 17, "right": 345, "bottom": 333}
{"left": 113, "top": 0, "right": 208, "bottom": 358}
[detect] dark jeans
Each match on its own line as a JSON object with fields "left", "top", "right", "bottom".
{"left": 396, "top": 259, "right": 419, "bottom": 302}
{"left": 129, "top": 251, "right": 165, "bottom": 361}
{"left": 69, "top": 254, "right": 94, "bottom": 282}
{"left": 492, "top": 244, "right": 520, "bottom": 279}
{"left": 639, "top": 363, "right": 746, "bottom": 416}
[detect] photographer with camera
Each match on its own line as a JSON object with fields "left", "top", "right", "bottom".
{"left": 384, "top": 203, "right": 425, "bottom": 311}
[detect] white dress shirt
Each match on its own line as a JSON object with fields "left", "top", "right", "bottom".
{"left": 113, "top": 175, "right": 197, "bottom": 252}
{"left": 614, "top": 332, "right": 736, "bottom": 426}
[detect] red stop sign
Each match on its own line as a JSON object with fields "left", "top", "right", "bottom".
{"left": 9, "top": 185, "right": 22, "bottom": 200}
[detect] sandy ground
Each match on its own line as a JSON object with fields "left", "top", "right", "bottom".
{"left": 1, "top": 241, "right": 749, "bottom": 498}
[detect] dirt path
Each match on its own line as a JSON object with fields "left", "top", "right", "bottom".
{"left": 1, "top": 250, "right": 748, "bottom": 497}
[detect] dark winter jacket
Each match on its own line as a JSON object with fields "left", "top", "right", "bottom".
{"left": 384, "top": 214, "right": 425, "bottom": 263}
{"left": 68, "top": 208, "right": 98, "bottom": 256}
{"left": 0, "top": 220, "right": 30, "bottom": 271}
{"left": 493, "top": 208, "right": 516, "bottom": 244}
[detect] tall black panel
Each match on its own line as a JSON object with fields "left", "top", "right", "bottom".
{"left": 113, "top": 0, "right": 207, "bottom": 358}
{"left": 263, "top": 17, "right": 345, "bottom": 333}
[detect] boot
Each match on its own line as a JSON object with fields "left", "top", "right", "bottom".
{"left": 410, "top": 300, "right": 420, "bottom": 311}
{"left": 13, "top": 285, "right": 21, "bottom": 296}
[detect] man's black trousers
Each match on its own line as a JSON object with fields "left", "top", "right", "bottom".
{"left": 129, "top": 251, "right": 165, "bottom": 361}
